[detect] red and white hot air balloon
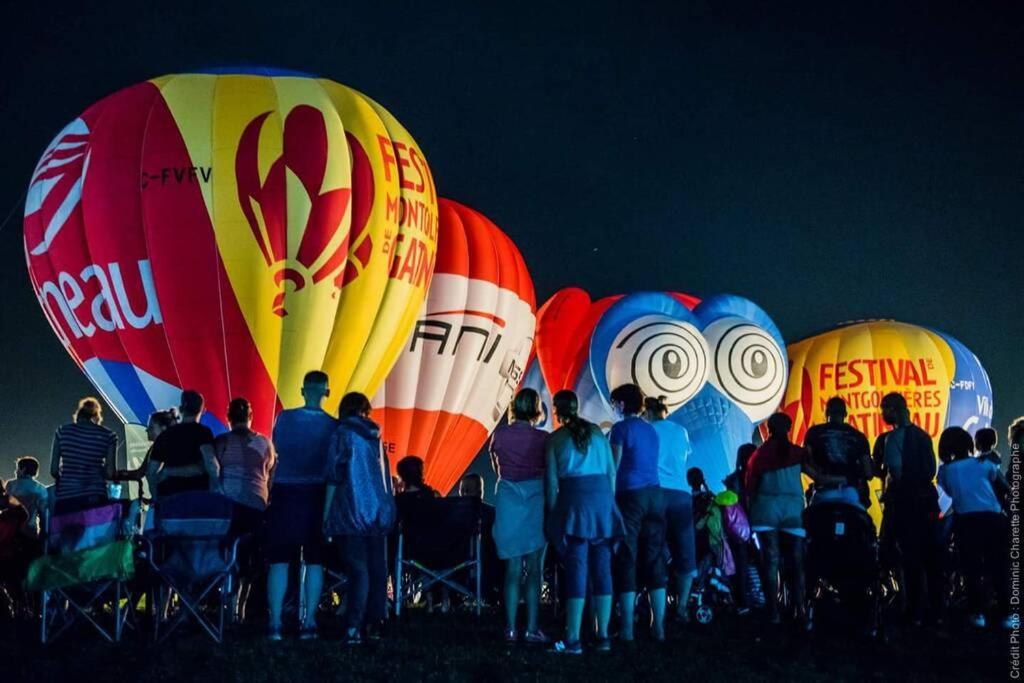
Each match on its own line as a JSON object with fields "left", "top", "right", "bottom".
{"left": 372, "top": 199, "right": 536, "bottom": 494}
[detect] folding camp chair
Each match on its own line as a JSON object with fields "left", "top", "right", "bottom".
{"left": 394, "top": 497, "right": 483, "bottom": 616}
{"left": 140, "top": 492, "right": 239, "bottom": 643}
{"left": 30, "top": 502, "right": 135, "bottom": 643}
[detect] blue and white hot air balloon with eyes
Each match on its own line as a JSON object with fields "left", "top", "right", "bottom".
{"left": 524, "top": 289, "right": 787, "bottom": 491}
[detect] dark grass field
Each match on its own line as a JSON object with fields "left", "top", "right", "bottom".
{"left": 2, "top": 607, "right": 1008, "bottom": 682}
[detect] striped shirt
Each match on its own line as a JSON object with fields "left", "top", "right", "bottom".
{"left": 53, "top": 422, "right": 116, "bottom": 501}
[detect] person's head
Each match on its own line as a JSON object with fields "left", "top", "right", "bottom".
{"left": 766, "top": 412, "right": 793, "bottom": 439}
{"left": 16, "top": 457, "right": 39, "bottom": 479}
{"left": 74, "top": 397, "right": 103, "bottom": 424}
{"left": 938, "top": 426, "right": 974, "bottom": 464}
{"left": 396, "top": 456, "right": 425, "bottom": 489}
{"left": 459, "top": 473, "right": 484, "bottom": 500}
{"left": 880, "top": 392, "right": 908, "bottom": 427}
{"left": 609, "top": 383, "right": 644, "bottom": 417}
{"left": 736, "top": 443, "right": 757, "bottom": 473}
{"left": 552, "top": 390, "right": 593, "bottom": 452}
{"left": 686, "top": 467, "right": 706, "bottom": 492}
{"left": 179, "top": 390, "right": 205, "bottom": 421}
{"left": 338, "top": 392, "right": 372, "bottom": 419}
{"left": 227, "top": 397, "right": 253, "bottom": 429}
{"left": 643, "top": 395, "right": 669, "bottom": 422}
{"left": 825, "top": 396, "right": 847, "bottom": 424}
{"left": 1010, "top": 418, "right": 1024, "bottom": 453}
{"left": 510, "top": 388, "right": 543, "bottom": 424}
{"left": 301, "top": 370, "right": 330, "bottom": 409}
{"left": 974, "top": 427, "right": 997, "bottom": 453}
{"left": 146, "top": 409, "right": 178, "bottom": 441}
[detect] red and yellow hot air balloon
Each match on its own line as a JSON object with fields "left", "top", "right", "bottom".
{"left": 372, "top": 199, "right": 536, "bottom": 494}
{"left": 23, "top": 68, "right": 438, "bottom": 435}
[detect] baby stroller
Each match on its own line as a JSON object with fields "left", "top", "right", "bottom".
{"left": 803, "top": 501, "right": 881, "bottom": 635}
{"left": 687, "top": 491, "right": 746, "bottom": 624}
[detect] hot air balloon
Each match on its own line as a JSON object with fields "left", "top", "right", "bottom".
{"left": 523, "top": 288, "right": 786, "bottom": 491}
{"left": 23, "top": 68, "right": 438, "bottom": 437}
{"left": 780, "top": 320, "right": 993, "bottom": 521}
{"left": 372, "top": 199, "right": 536, "bottom": 494}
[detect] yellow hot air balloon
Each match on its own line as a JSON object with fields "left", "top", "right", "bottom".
{"left": 23, "top": 68, "right": 438, "bottom": 435}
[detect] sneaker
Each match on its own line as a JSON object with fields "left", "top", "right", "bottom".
{"left": 267, "top": 625, "right": 283, "bottom": 642}
{"left": 524, "top": 629, "right": 548, "bottom": 645}
{"left": 343, "top": 628, "right": 363, "bottom": 646}
{"left": 969, "top": 614, "right": 986, "bottom": 628}
{"left": 594, "top": 638, "right": 612, "bottom": 652}
{"left": 1002, "top": 616, "right": 1018, "bottom": 630}
{"left": 504, "top": 628, "right": 518, "bottom": 644}
{"left": 299, "top": 625, "right": 318, "bottom": 641}
{"left": 550, "top": 640, "right": 583, "bottom": 655}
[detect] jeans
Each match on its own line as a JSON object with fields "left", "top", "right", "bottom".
{"left": 759, "top": 530, "right": 805, "bottom": 617}
{"left": 336, "top": 535, "right": 388, "bottom": 630}
{"left": 562, "top": 536, "right": 612, "bottom": 598}
{"left": 881, "top": 496, "right": 940, "bottom": 621}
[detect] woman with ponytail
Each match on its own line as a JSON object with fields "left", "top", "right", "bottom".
{"left": 544, "top": 390, "right": 620, "bottom": 654}
{"left": 745, "top": 412, "right": 811, "bottom": 627}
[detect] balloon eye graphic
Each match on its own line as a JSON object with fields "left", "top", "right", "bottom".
{"left": 607, "top": 316, "right": 710, "bottom": 410}
{"left": 704, "top": 319, "right": 786, "bottom": 421}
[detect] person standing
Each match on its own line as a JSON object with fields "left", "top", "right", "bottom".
{"left": 267, "top": 370, "right": 337, "bottom": 641}
{"left": 323, "top": 392, "right": 396, "bottom": 645}
{"left": 6, "top": 458, "right": 48, "bottom": 537}
{"left": 936, "top": 427, "right": 1011, "bottom": 628}
{"left": 214, "top": 398, "right": 276, "bottom": 537}
{"left": 147, "top": 390, "right": 220, "bottom": 499}
{"left": 973, "top": 428, "right": 1001, "bottom": 468}
{"left": 871, "top": 392, "right": 940, "bottom": 624}
{"left": 609, "top": 384, "right": 667, "bottom": 642}
{"left": 489, "top": 388, "right": 548, "bottom": 644}
{"left": 49, "top": 397, "right": 117, "bottom": 515}
{"left": 804, "top": 397, "right": 873, "bottom": 508}
{"left": 545, "top": 390, "right": 620, "bottom": 654}
{"left": 745, "top": 412, "right": 811, "bottom": 627}
{"left": 643, "top": 396, "right": 697, "bottom": 621}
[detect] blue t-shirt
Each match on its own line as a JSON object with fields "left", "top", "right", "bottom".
{"left": 937, "top": 457, "right": 1003, "bottom": 515}
{"left": 610, "top": 416, "right": 661, "bottom": 491}
{"left": 652, "top": 420, "right": 691, "bottom": 491}
{"left": 271, "top": 407, "right": 339, "bottom": 485}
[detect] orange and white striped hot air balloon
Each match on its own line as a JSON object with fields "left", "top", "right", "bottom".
{"left": 372, "top": 199, "right": 536, "bottom": 494}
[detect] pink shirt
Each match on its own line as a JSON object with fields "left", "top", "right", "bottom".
{"left": 214, "top": 428, "right": 276, "bottom": 510}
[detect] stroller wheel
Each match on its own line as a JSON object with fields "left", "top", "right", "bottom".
{"left": 695, "top": 605, "right": 713, "bottom": 625}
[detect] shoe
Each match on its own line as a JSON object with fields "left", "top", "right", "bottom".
{"left": 969, "top": 614, "right": 986, "bottom": 628}
{"left": 550, "top": 640, "right": 583, "bottom": 655}
{"left": 267, "top": 625, "right": 283, "bottom": 642}
{"left": 504, "top": 628, "right": 518, "bottom": 644}
{"left": 343, "top": 628, "right": 363, "bottom": 646}
{"left": 651, "top": 626, "right": 666, "bottom": 643}
{"left": 769, "top": 611, "right": 781, "bottom": 625}
{"left": 299, "top": 625, "right": 318, "bottom": 641}
{"left": 1003, "top": 616, "right": 1018, "bottom": 630}
{"left": 524, "top": 629, "right": 548, "bottom": 644}
{"left": 737, "top": 607, "right": 751, "bottom": 617}
{"left": 594, "top": 638, "right": 612, "bottom": 652}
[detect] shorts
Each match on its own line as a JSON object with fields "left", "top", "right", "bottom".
{"left": 562, "top": 536, "right": 613, "bottom": 599}
{"left": 265, "top": 483, "right": 326, "bottom": 565}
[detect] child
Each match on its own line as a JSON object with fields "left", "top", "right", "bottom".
{"left": 974, "top": 428, "right": 1001, "bottom": 467}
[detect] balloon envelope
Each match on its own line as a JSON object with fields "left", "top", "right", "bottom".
{"left": 372, "top": 199, "right": 536, "bottom": 494}
{"left": 24, "top": 69, "right": 438, "bottom": 434}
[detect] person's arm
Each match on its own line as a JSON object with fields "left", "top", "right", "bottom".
{"left": 489, "top": 435, "right": 500, "bottom": 476}
{"left": 544, "top": 440, "right": 558, "bottom": 513}
{"left": 991, "top": 464, "right": 1010, "bottom": 511}
{"left": 49, "top": 431, "right": 61, "bottom": 481}
{"left": 871, "top": 434, "right": 886, "bottom": 479}
{"left": 322, "top": 483, "right": 337, "bottom": 531}
{"left": 921, "top": 432, "right": 937, "bottom": 481}
{"left": 104, "top": 436, "right": 117, "bottom": 481}
{"left": 201, "top": 443, "right": 221, "bottom": 492}
{"left": 322, "top": 430, "right": 345, "bottom": 531}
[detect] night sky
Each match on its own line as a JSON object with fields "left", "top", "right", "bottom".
{"left": 1, "top": 2, "right": 1021, "bottom": 481}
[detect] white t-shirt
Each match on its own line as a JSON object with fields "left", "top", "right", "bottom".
{"left": 652, "top": 420, "right": 691, "bottom": 492}
{"left": 6, "top": 477, "right": 48, "bottom": 536}
{"left": 937, "top": 457, "right": 1002, "bottom": 515}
